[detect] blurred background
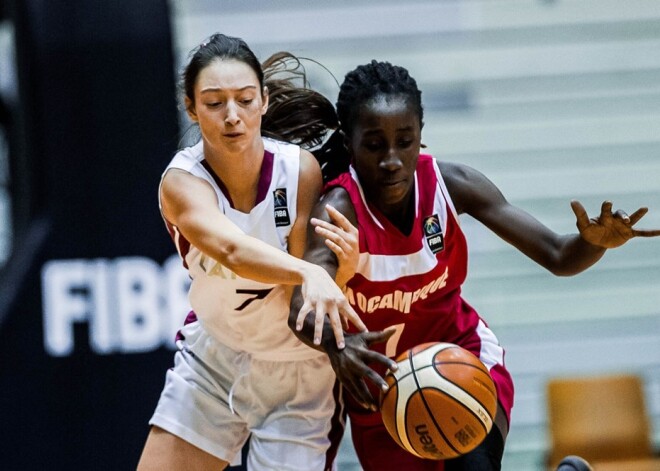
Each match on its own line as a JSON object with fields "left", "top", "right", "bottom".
{"left": 0, "top": 0, "right": 658, "bottom": 469}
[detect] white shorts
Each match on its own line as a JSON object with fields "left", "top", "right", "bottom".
{"left": 149, "top": 321, "right": 338, "bottom": 471}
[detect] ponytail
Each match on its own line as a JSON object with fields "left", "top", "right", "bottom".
{"left": 261, "top": 52, "right": 351, "bottom": 182}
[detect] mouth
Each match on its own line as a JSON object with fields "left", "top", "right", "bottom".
{"left": 381, "top": 179, "right": 404, "bottom": 187}
{"left": 223, "top": 132, "right": 243, "bottom": 139}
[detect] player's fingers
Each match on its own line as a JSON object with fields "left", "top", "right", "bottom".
{"left": 295, "top": 300, "right": 312, "bottom": 331}
{"left": 612, "top": 209, "right": 630, "bottom": 224}
{"left": 311, "top": 218, "right": 341, "bottom": 236}
{"left": 360, "top": 348, "right": 398, "bottom": 373}
{"left": 361, "top": 328, "right": 396, "bottom": 347}
{"left": 340, "top": 301, "right": 367, "bottom": 333}
{"left": 324, "top": 240, "right": 347, "bottom": 262}
{"left": 628, "top": 207, "right": 649, "bottom": 226}
{"left": 320, "top": 229, "right": 349, "bottom": 253}
{"left": 344, "top": 377, "right": 377, "bottom": 411}
{"left": 350, "top": 376, "right": 379, "bottom": 411}
{"left": 633, "top": 228, "right": 660, "bottom": 237}
{"left": 315, "top": 225, "right": 353, "bottom": 258}
{"left": 326, "top": 305, "right": 346, "bottom": 349}
{"left": 326, "top": 204, "right": 357, "bottom": 234}
{"left": 570, "top": 200, "right": 590, "bottom": 230}
{"left": 600, "top": 200, "right": 613, "bottom": 217}
{"left": 313, "top": 225, "right": 350, "bottom": 250}
{"left": 312, "top": 302, "right": 326, "bottom": 346}
{"left": 363, "top": 367, "right": 389, "bottom": 393}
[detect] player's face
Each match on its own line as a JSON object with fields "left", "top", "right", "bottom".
{"left": 347, "top": 95, "right": 421, "bottom": 216}
{"left": 187, "top": 58, "right": 268, "bottom": 155}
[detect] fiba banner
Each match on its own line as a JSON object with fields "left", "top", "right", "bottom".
{"left": 41, "top": 256, "right": 188, "bottom": 357}
{"left": 0, "top": 1, "right": 186, "bottom": 469}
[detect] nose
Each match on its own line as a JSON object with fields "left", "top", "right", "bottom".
{"left": 380, "top": 149, "right": 403, "bottom": 171}
{"left": 224, "top": 101, "right": 240, "bottom": 126}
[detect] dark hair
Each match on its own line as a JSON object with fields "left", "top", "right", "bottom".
{"left": 318, "top": 60, "right": 424, "bottom": 182}
{"left": 181, "top": 33, "right": 264, "bottom": 107}
{"left": 179, "top": 34, "right": 338, "bottom": 151}
{"left": 337, "top": 60, "right": 423, "bottom": 136}
{"left": 179, "top": 37, "right": 424, "bottom": 183}
{"left": 261, "top": 52, "right": 339, "bottom": 149}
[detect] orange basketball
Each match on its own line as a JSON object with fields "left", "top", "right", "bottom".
{"left": 379, "top": 342, "right": 498, "bottom": 460}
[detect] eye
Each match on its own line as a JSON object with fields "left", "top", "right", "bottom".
{"left": 364, "top": 141, "right": 383, "bottom": 151}
{"left": 206, "top": 101, "right": 222, "bottom": 108}
{"left": 240, "top": 98, "right": 254, "bottom": 105}
{"left": 398, "top": 138, "right": 414, "bottom": 148}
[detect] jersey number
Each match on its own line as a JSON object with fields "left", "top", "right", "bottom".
{"left": 385, "top": 323, "right": 405, "bottom": 358}
{"left": 234, "top": 288, "right": 273, "bottom": 311}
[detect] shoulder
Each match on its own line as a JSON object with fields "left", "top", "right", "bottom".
{"left": 316, "top": 185, "right": 356, "bottom": 225}
{"left": 323, "top": 184, "right": 353, "bottom": 209}
{"left": 437, "top": 160, "right": 504, "bottom": 215}
{"left": 263, "top": 136, "right": 300, "bottom": 158}
{"left": 437, "top": 160, "right": 474, "bottom": 186}
{"left": 165, "top": 141, "right": 204, "bottom": 173}
{"left": 298, "top": 148, "right": 322, "bottom": 183}
{"left": 160, "top": 168, "right": 217, "bottom": 222}
{"left": 161, "top": 168, "right": 212, "bottom": 199}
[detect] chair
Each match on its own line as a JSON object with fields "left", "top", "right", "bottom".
{"left": 546, "top": 374, "right": 658, "bottom": 470}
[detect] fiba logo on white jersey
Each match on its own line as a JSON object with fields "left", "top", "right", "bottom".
{"left": 423, "top": 214, "right": 444, "bottom": 254}
{"left": 273, "top": 188, "right": 291, "bottom": 227}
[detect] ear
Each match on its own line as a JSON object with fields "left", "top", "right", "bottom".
{"left": 185, "top": 96, "right": 198, "bottom": 122}
{"left": 261, "top": 85, "right": 269, "bottom": 115}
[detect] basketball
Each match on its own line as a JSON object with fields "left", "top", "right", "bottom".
{"left": 379, "top": 342, "right": 498, "bottom": 460}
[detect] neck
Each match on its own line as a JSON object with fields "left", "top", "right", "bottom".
{"left": 203, "top": 136, "right": 265, "bottom": 212}
{"left": 379, "top": 185, "right": 416, "bottom": 236}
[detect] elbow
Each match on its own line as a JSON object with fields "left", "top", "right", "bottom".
{"left": 216, "top": 241, "right": 245, "bottom": 273}
{"left": 545, "top": 259, "right": 587, "bottom": 277}
{"left": 548, "top": 267, "right": 579, "bottom": 277}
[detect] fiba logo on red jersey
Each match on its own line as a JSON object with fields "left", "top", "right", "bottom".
{"left": 423, "top": 214, "right": 444, "bottom": 254}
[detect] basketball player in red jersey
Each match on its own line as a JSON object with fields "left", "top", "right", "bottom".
{"left": 289, "top": 60, "right": 660, "bottom": 470}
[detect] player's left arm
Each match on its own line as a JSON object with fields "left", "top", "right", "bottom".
{"left": 283, "top": 149, "right": 367, "bottom": 347}
{"left": 288, "top": 151, "right": 359, "bottom": 287}
{"left": 439, "top": 161, "right": 660, "bottom": 276}
{"left": 288, "top": 183, "right": 397, "bottom": 410}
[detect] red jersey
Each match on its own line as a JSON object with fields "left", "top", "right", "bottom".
{"left": 328, "top": 154, "right": 514, "bottom": 424}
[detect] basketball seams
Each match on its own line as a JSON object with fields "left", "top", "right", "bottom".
{"left": 394, "top": 356, "right": 424, "bottom": 458}
{"left": 422, "top": 384, "right": 492, "bottom": 437}
{"left": 416, "top": 366, "right": 494, "bottom": 434}
{"left": 436, "top": 360, "right": 488, "bottom": 373}
{"left": 431, "top": 361, "right": 498, "bottom": 400}
{"left": 381, "top": 342, "right": 497, "bottom": 460}
{"left": 411, "top": 364, "right": 462, "bottom": 458}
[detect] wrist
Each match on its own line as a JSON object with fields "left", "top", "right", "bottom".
{"left": 298, "top": 261, "right": 321, "bottom": 283}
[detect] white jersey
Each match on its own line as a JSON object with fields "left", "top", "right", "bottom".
{"left": 160, "top": 137, "right": 323, "bottom": 361}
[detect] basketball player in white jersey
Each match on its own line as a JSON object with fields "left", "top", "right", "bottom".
{"left": 288, "top": 60, "right": 660, "bottom": 470}
{"left": 136, "top": 34, "right": 369, "bottom": 471}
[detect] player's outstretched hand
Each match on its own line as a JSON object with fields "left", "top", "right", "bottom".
{"left": 323, "top": 328, "right": 398, "bottom": 412}
{"left": 311, "top": 204, "right": 359, "bottom": 289}
{"left": 571, "top": 200, "right": 660, "bottom": 249}
{"left": 296, "top": 265, "right": 367, "bottom": 349}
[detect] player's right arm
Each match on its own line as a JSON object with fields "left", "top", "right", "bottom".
{"left": 288, "top": 186, "right": 397, "bottom": 410}
{"left": 160, "top": 168, "right": 365, "bottom": 347}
